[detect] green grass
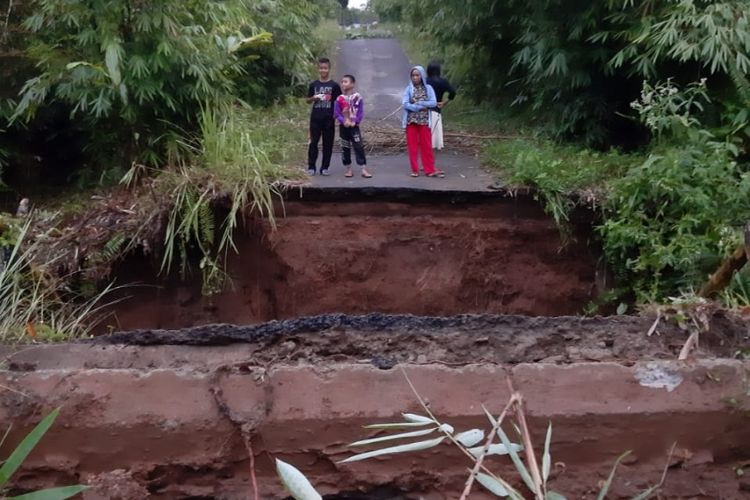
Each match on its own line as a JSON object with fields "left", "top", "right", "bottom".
{"left": 0, "top": 220, "right": 114, "bottom": 343}
{"left": 213, "top": 100, "right": 309, "bottom": 172}
{"left": 484, "top": 138, "right": 639, "bottom": 194}
{"left": 483, "top": 137, "right": 642, "bottom": 233}
{"left": 126, "top": 100, "right": 307, "bottom": 295}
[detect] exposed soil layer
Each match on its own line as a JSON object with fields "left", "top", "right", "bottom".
{"left": 1, "top": 344, "right": 749, "bottom": 498}
{"left": 104, "top": 197, "right": 599, "bottom": 331}
{"left": 2, "top": 314, "right": 749, "bottom": 498}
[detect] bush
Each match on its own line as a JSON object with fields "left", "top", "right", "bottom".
{"left": 600, "top": 80, "right": 750, "bottom": 301}
{"left": 124, "top": 101, "right": 305, "bottom": 296}
{"left": 0, "top": 220, "right": 113, "bottom": 343}
{"left": 5, "top": 0, "right": 321, "bottom": 176}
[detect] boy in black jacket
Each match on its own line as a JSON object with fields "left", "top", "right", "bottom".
{"left": 306, "top": 58, "right": 342, "bottom": 176}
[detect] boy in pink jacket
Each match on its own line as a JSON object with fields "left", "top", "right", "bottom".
{"left": 334, "top": 74, "right": 372, "bottom": 178}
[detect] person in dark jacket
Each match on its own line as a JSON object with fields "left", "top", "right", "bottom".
{"left": 426, "top": 61, "right": 457, "bottom": 150}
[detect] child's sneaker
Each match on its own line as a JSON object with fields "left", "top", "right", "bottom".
{"left": 307, "top": 168, "right": 316, "bottom": 176}
{"left": 320, "top": 168, "right": 330, "bottom": 176}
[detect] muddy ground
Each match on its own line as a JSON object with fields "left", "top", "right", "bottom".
{"left": 103, "top": 197, "right": 600, "bottom": 331}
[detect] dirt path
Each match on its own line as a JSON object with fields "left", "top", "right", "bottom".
{"left": 309, "top": 38, "right": 495, "bottom": 192}
{"left": 335, "top": 38, "right": 410, "bottom": 124}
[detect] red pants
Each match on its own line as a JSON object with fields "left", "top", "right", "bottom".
{"left": 406, "top": 124, "right": 436, "bottom": 175}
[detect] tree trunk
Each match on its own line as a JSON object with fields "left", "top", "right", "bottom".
{"left": 698, "top": 223, "right": 750, "bottom": 298}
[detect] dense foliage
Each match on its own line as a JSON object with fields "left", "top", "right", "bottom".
{"left": 601, "top": 80, "right": 750, "bottom": 301}
{"left": 0, "top": 0, "right": 327, "bottom": 182}
{"left": 373, "top": 0, "right": 750, "bottom": 147}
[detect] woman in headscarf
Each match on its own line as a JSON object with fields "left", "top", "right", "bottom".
{"left": 402, "top": 66, "right": 444, "bottom": 177}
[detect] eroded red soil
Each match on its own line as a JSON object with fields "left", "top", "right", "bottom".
{"left": 105, "top": 199, "right": 599, "bottom": 331}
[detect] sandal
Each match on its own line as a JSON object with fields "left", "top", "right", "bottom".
{"left": 362, "top": 172, "right": 372, "bottom": 178}
{"left": 426, "top": 171, "right": 445, "bottom": 178}
{"left": 344, "top": 169, "right": 353, "bottom": 178}
{"left": 410, "top": 173, "right": 419, "bottom": 177}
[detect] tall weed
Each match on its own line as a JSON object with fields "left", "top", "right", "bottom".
{"left": 0, "top": 221, "right": 113, "bottom": 343}
{"left": 132, "top": 102, "right": 304, "bottom": 295}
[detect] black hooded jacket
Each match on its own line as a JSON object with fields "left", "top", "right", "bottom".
{"left": 426, "top": 62, "right": 456, "bottom": 113}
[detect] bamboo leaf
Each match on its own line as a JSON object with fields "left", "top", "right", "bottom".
{"left": 467, "top": 443, "right": 523, "bottom": 457}
{"left": 0, "top": 408, "right": 60, "bottom": 486}
{"left": 104, "top": 42, "right": 122, "bottom": 85}
{"left": 496, "top": 425, "right": 536, "bottom": 493}
{"left": 438, "top": 423, "right": 454, "bottom": 434}
{"left": 65, "top": 61, "right": 103, "bottom": 73}
{"left": 455, "top": 428, "right": 484, "bottom": 447}
{"left": 364, "top": 422, "right": 434, "bottom": 429}
{"left": 475, "top": 472, "right": 509, "bottom": 497}
{"left": 275, "top": 459, "right": 322, "bottom": 500}
{"left": 482, "top": 405, "right": 535, "bottom": 492}
{"left": 545, "top": 492, "right": 567, "bottom": 500}
{"left": 340, "top": 437, "right": 445, "bottom": 463}
{"left": 348, "top": 427, "right": 436, "bottom": 447}
{"left": 229, "top": 31, "right": 274, "bottom": 53}
{"left": 402, "top": 413, "right": 434, "bottom": 424}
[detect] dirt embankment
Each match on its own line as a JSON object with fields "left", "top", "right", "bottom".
{"left": 103, "top": 197, "right": 600, "bottom": 331}
{"left": 1, "top": 314, "right": 749, "bottom": 499}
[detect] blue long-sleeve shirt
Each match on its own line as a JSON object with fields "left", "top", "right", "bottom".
{"left": 401, "top": 65, "right": 437, "bottom": 128}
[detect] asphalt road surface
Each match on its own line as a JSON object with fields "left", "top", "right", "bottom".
{"left": 308, "top": 38, "right": 495, "bottom": 192}
{"left": 335, "top": 38, "right": 412, "bottom": 125}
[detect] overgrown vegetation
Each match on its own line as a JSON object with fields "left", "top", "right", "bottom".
{"left": 372, "top": 0, "right": 750, "bottom": 147}
{"left": 138, "top": 102, "right": 305, "bottom": 295}
{"left": 485, "top": 139, "right": 637, "bottom": 231}
{"left": 0, "top": 220, "right": 113, "bottom": 343}
{"left": 0, "top": 0, "right": 337, "bottom": 337}
{"left": 601, "top": 80, "right": 750, "bottom": 301}
{"left": 1, "top": 0, "right": 329, "bottom": 181}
